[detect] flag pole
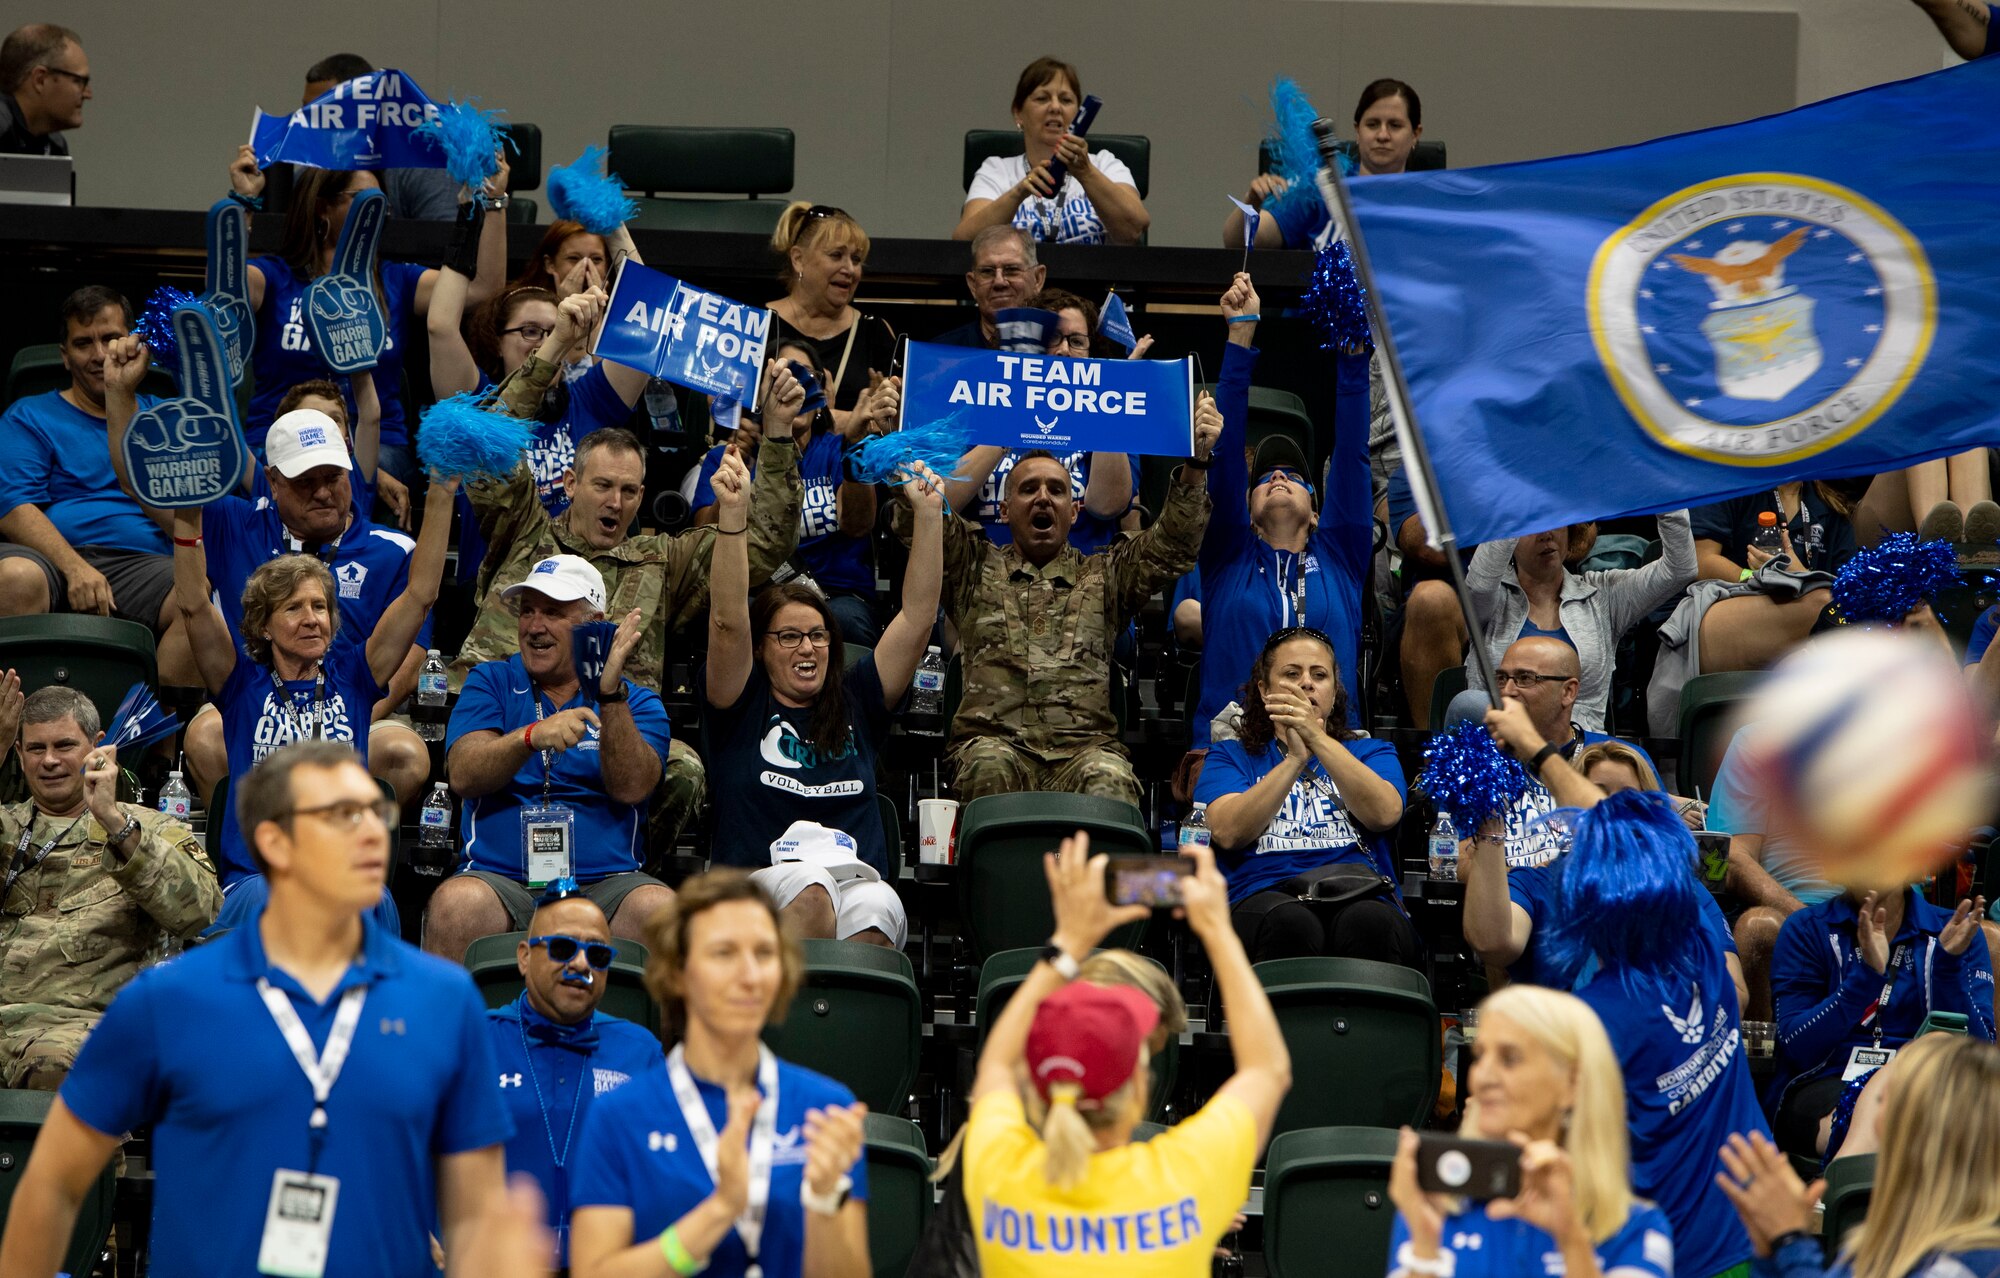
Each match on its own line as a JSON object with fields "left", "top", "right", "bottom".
{"left": 1308, "top": 119, "right": 1503, "bottom": 710}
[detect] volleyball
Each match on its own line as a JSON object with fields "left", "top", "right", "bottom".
{"left": 1740, "top": 628, "right": 1996, "bottom": 890}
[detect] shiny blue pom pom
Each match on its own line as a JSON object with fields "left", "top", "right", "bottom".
{"left": 1417, "top": 720, "right": 1532, "bottom": 833}
{"left": 1301, "top": 240, "right": 1373, "bottom": 356}
{"left": 1831, "top": 531, "right": 1959, "bottom": 625}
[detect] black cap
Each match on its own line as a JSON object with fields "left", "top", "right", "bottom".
{"left": 1251, "top": 434, "right": 1313, "bottom": 488}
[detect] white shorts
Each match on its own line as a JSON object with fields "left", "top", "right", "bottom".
{"left": 751, "top": 863, "right": 908, "bottom": 948}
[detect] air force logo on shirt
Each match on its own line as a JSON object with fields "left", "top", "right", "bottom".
{"left": 1656, "top": 981, "right": 1741, "bottom": 1116}
{"left": 335, "top": 560, "right": 367, "bottom": 599}
{"left": 772, "top": 1123, "right": 808, "bottom": 1166}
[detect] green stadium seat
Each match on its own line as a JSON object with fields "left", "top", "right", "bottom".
{"left": 963, "top": 130, "right": 1152, "bottom": 200}
{"left": 1263, "top": 1127, "right": 1401, "bottom": 1278}
{"left": 500, "top": 122, "right": 541, "bottom": 195}
{"left": 1428, "top": 665, "right": 1470, "bottom": 733}
{"left": 7, "top": 342, "right": 175, "bottom": 406}
{"left": 0, "top": 615, "right": 157, "bottom": 730}
{"left": 1821, "top": 1152, "right": 1875, "bottom": 1255}
{"left": 1257, "top": 957, "right": 1440, "bottom": 1143}
{"left": 1677, "top": 671, "right": 1764, "bottom": 800}
{"left": 975, "top": 947, "right": 1178, "bottom": 1120}
{"left": 762, "top": 939, "right": 920, "bottom": 1114}
{"left": 862, "top": 1113, "right": 932, "bottom": 1278}
{"left": 0, "top": 1088, "right": 117, "bottom": 1276}
{"left": 609, "top": 125, "right": 794, "bottom": 235}
{"left": 954, "top": 792, "right": 1152, "bottom": 963}
{"left": 464, "top": 931, "right": 658, "bottom": 1038}
{"left": 1195, "top": 382, "right": 1315, "bottom": 467}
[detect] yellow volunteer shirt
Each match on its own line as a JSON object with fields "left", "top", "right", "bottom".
{"left": 962, "top": 1089, "right": 1257, "bottom": 1277}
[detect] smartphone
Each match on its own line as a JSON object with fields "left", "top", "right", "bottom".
{"left": 1415, "top": 1134, "right": 1522, "bottom": 1200}
{"left": 1105, "top": 854, "right": 1195, "bottom": 909}
{"left": 1693, "top": 832, "right": 1731, "bottom": 895}
{"left": 1918, "top": 1010, "right": 1969, "bottom": 1038}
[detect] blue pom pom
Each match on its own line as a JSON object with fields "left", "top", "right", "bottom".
{"left": 1263, "top": 78, "right": 1331, "bottom": 224}
{"left": 1832, "top": 531, "right": 1960, "bottom": 625}
{"left": 134, "top": 286, "right": 200, "bottom": 367}
{"left": 416, "top": 392, "right": 533, "bottom": 481}
{"left": 848, "top": 413, "right": 973, "bottom": 486}
{"left": 1301, "top": 240, "right": 1373, "bottom": 356}
{"left": 411, "top": 98, "right": 507, "bottom": 190}
{"left": 1416, "top": 721, "right": 1533, "bottom": 833}
{"left": 1543, "top": 789, "right": 1712, "bottom": 993}
{"left": 546, "top": 146, "right": 638, "bottom": 235}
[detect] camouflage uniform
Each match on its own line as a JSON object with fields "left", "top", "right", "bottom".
{"left": 930, "top": 473, "right": 1210, "bottom": 806}
{"left": 0, "top": 803, "right": 220, "bottom": 1090}
{"left": 450, "top": 357, "right": 802, "bottom": 855}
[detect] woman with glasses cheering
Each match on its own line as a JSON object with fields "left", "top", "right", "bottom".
{"left": 700, "top": 416, "right": 944, "bottom": 947}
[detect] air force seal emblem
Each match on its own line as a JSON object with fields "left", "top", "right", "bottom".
{"left": 1589, "top": 173, "right": 1934, "bottom": 466}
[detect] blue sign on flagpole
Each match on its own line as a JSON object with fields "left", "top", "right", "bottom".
{"left": 901, "top": 340, "right": 1193, "bottom": 457}
{"left": 250, "top": 70, "right": 446, "bottom": 171}
{"left": 593, "top": 260, "right": 770, "bottom": 408}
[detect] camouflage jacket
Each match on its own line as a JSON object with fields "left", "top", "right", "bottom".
{"left": 935, "top": 473, "right": 1210, "bottom": 760}
{"left": 449, "top": 429, "right": 801, "bottom": 694}
{"left": 0, "top": 803, "right": 220, "bottom": 1013}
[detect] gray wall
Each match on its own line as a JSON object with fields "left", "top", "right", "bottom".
{"left": 47, "top": 0, "right": 1954, "bottom": 247}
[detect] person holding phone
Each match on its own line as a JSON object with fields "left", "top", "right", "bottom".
{"left": 1388, "top": 984, "right": 1674, "bottom": 1278}
{"left": 954, "top": 57, "right": 1148, "bottom": 246}
{"left": 1195, "top": 626, "right": 1414, "bottom": 966}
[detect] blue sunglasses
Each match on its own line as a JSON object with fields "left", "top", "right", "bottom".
{"left": 528, "top": 934, "right": 615, "bottom": 969}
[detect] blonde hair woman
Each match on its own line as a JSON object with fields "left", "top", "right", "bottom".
{"left": 1717, "top": 1033, "right": 2000, "bottom": 1278}
{"left": 764, "top": 202, "right": 900, "bottom": 437}
{"left": 1389, "top": 984, "right": 1673, "bottom": 1278}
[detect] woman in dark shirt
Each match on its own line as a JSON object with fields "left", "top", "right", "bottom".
{"left": 764, "top": 203, "right": 900, "bottom": 436}
{"left": 1689, "top": 481, "right": 1857, "bottom": 674}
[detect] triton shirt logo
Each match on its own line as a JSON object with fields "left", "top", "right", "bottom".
{"left": 1589, "top": 173, "right": 1934, "bottom": 467}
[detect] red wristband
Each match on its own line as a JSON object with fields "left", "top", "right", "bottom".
{"left": 523, "top": 723, "right": 535, "bottom": 750}
{"left": 173, "top": 535, "right": 202, "bottom": 547}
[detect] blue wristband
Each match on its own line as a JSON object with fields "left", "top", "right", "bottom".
{"left": 1227, "top": 314, "right": 1261, "bottom": 324}
{"left": 227, "top": 190, "right": 264, "bottom": 211}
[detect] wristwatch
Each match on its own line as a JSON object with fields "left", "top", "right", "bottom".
{"left": 801, "top": 1173, "right": 852, "bottom": 1216}
{"left": 1039, "top": 941, "right": 1081, "bottom": 981}
{"left": 597, "top": 684, "right": 629, "bottom": 705}
{"left": 107, "top": 815, "right": 142, "bottom": 857}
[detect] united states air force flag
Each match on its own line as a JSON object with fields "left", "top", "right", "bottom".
{"left": 1350, "top": 58, "right": 2000, "bottom": 547}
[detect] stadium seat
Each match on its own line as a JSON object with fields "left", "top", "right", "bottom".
{"left": 499, "top": 122, "right": 542, "bottom": 225}
{"left": 1821, "top": 1152, "right": 1875, "bottom": 1255}
{"left": 954, "top": 792, "right": 1152, "bottom": 963}
{"left": 0, "top": 614, "right": 157, "bottom": 728}
{"left": 608, "top": 125, "right": 794, "bottom": 235}
{"left": 1256, "top": 957, "right": 1441, "bottom": 1142}
{"left": 862, "top": 1113, "right": 932, "bottom": 1278}
{"left": 0, "top": 1088, "right": 116, "bottom": 1276}
{"left": 464, "top": 931, "right": 659, "bottom": 1038}
{"left": 842, "top": 642, "right": 871, "bottom": 671}
{"left": 1263, "top": 1126, "right": 1401, "bottom": 1278}
{"left": 1257, "top": 138, "right": 1447, "bottom": 175}
{"left": 6, "top": 342, "right": 175, "bottom": 406}
{"left": 1428, "top": 665, "right": 1469, "bottom": 732}
{"left": 1677, "top": 670, "right": 1765, "bottom": 800}
{"left": 762, "top": 939, "right": 920, "bottom": 1115}
{"left": 1195, "top": 382, "right": 1315, "bottom": 467}
{"left": 975, "top": 947, "right": 1178, "bottom": 1120}
{"left": 1580, "top": 533, "right": 1652, "bottom": 573}
{"left": 962, "top": 130, "right": 1152, "bottom": 200}
{"left": 876, "top": 791, "right": 905, "bottom": 874}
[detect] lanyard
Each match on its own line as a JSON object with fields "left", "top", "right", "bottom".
{"left": 257, "top": 980, "right": 367, "bottom": 1174}
{"left": 1860, "top": 942, "right": 1912, "bottom": 1046}
{"left": 666, "top": 1043, "right": 779, "bottom": 1273}
{"left": 1272, "top": 549, "right": 1309, "bottom": 627}
{"left": 2, "top": 811, "right": 86, "bottom": 907}
{"left": 284, "top": 526, "right": 345, "bottom": 561}
{"left": 530, "top": 689, "right": 556, "bottom": 805}
{"left": 269, "top": 664, "right": 329, "bottom": 743}
{"left": 517, "top": 1004, "right": 587, "bottom": 1255}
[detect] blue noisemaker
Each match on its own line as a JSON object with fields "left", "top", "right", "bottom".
{"left": 410, "top": 97, "right": 509, "bottom": 191}
{"left": 416, "top": 392, "right": 534, "bottom": 481}
{"left": 571, "top": 620, "right": 620, "bottom": 705}
{"left": 847, "top": 412, "right": 973, "bottom": 486}
{"left": 102, "top": 683, "right": 181, "bottom": 759}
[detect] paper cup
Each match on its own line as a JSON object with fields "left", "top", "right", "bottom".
{"left": 917, "top": 799, "right": 960, "bottom": 865}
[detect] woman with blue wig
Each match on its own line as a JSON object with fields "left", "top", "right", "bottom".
{"left": 1546, "top": 789, "right": 1772, "bottom": 1278}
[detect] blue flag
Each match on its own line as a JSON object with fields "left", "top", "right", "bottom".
{"left": 250, "top": 70, "right": 445, "bottom": 171}
{"left": 593, "top": 260, "right": 769, "bottom": 408}
{"left": 1098, "top": 289, "right": 1137, "bottom": 353}
{"left": 901, "top": 341, "right": 1193, "bottom": 456}
{"left": 1350, "top": 59, "right": 2000, "bottom": 547}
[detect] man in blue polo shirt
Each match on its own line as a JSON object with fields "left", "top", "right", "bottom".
{"left": 0, "top": 740, "right": 511, "bottom": 1277}
{"left": 427, "top": 554, "right": 675, "bottom": 963}
{"left": 0, "top": 286, "right": 200, "bottom": 684}
{"left": 487, "top": 883, "right": 660, "bottom": 1265}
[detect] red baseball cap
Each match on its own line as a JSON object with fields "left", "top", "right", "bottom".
{"left": 1024, "top": 981, "right": 1161, "bottom": 1107}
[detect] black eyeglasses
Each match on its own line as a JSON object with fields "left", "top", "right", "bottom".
{"left": 1494, "top": 669, "right": 1571, "bottom": 689}
{"left": 503, "top": 324, "right": 554, "bottom": 344}
{"left": 767, "top": 627, "right": 832, "bottom": 650}
{"left": 282, "top": 798, "right": 400, "bottom": 830}
{"left": 42, "top": 67, "right": 89, "bottom": 89}
{"left": 528, "top": 934, "right": 616, "bottom": 969}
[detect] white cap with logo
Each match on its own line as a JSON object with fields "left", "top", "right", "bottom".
{"left": 265, "top": 409, "right": 353, "bottom": 479}
{"left": 501, "top": 554, "right": 607, "bottom": 613}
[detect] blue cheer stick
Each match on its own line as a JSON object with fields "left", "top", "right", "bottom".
{"left": 121, "top": 304, "right": 251, "bottom": 507}
{"left": 201, "top": 198, "right": 255, "bottom": 385}
{"left": 304, "top": 188, "right": 388, "bottom": 374}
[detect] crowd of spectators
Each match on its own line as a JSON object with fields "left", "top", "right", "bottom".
{"left": 0, "top": 10, "right": 1998, "bottom": 1277}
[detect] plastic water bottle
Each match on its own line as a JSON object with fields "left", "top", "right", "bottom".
{"left": 1179, "top": 804, "right": 1210, "bottom": 852}
{"left": 1428, "top": 811, "right": 1458, "bottom": 881}
{"left": 644, "top": 377, "right": 686, "bottom": 443}
{"left": 157, "top": 767, "right": 191, "bottom": 822}
{"left": 908, "top": 646, "right": 946, "bottom": 735}
{"left": 415, "top": 782, "right": 453, "bottom": 877}
{"left": 416, "top": 649, "right": 449, "bottom": 743}
{"left": 1752, "top": 510, "right": 1787, "bottom": 569}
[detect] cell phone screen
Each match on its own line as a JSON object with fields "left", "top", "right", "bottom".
{"left": 1105, "top": 855, "right": 1194, "bottom": 909}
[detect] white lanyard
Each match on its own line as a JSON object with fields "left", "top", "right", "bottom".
{"left": 666, "top": 1043, "right": 779, "bottom": 1273}
{"left": 258, "top": 980, "right": 367, "bottom": 1169}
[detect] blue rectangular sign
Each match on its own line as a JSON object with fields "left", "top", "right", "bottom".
{"left": 592, "top": 261, "right": 769, "bottom": 406}
{"left": 901, "top": 341, "right": 1193, "bottom": 457}
{"left": 250, "top": 70, "right": 444, "bottom": 171}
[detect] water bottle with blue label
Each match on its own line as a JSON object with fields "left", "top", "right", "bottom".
{"left": 416, "top": 648, "right": 449, "bottom": 743}
{"left": 1428, "top": 811, "right": 1458, "bottom": 880}
{"left": 415, "top": 782, "right": 453, "bottom": 877}
{"left": 1179, "top": 804, "right": 1210, "bottom": 852}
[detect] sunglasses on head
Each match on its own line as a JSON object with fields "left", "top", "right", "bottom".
{"left": 528, "top": 934, "right": 616, "bottom": 969}
{"left": 801, "top": 204, "right": 848, "bottom": 223}
{"left": 1263, "top": 625, "right": 1336, "bottom": 657}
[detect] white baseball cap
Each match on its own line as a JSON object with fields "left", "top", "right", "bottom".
{"left": 265, "top": 409, "right": 353, "bottom": 479}
{"left": 501, "top": 554, "right": 607, "bottom": 612}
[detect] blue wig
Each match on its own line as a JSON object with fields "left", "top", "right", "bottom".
{"left": 1831, "top": 531, "right": 1960, "bottom": 625}
{"left": 546, "top": 145, "right": 639, "bottom": 235}
{"left": 1542, "top": 788, "right": 1712, "bottom": 994}
{"left": 1416, "top": 721, "right": 1533, "bottom": 833}
{"left": 411, "top": 98, "right": 508, "bottom": 190}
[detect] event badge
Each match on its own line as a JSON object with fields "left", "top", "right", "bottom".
{"left": 257, "top": 1169, "right": 340, "bottom": 1278}
{"left": 304, "top": 188, "right": 388, "bottom": 375}
{"left": 522, "top": 804, "right": 574, "bottom": 888}
{"left": 1842, "top": 1044, "right": 1896, "bottom": 1082}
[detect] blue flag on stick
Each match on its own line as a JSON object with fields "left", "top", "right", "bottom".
{"left": 250, "top": 70, "right": 445, "bottom": 171}
{"left": 1098, "top": 290, "right": 1137, "bottom": 353}
{"left": 593, "top": 260, "right": 770, "bottom": 409}
{"left": 1349, "top": 59, "right": 2000, "bottom": 548}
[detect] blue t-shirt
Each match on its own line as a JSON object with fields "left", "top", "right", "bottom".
{"left": 487, "top": 994, "right": 662, "bottom": 1266}
{"left": 58, "top": 909, "right": 513, "bottom": 1278}
{"left": 1576, "top": 935, "right": 1766, "bottom": 1278}
{"left": 692, "top": 433, "right": 874, "bottom": 593}
{"left": 248, "top": 256, "right": 427, "bottom": 447}
{"left": 1968, "top": 606, "right": 1997, "bottom": 665}
{"left": 447, "top": 656, "right": 671, "bottom": 882}
{"left": 970, "top": 449, "right": 1137, "bottom": 555}
{"left": 571, "top": 1055, "right": 868, "bottom": 1278}
{"left": 1387, "top": 1198, "right": 1674, "bottom": 1278}
{"left": 202, "top": 493, "right": 431, "bottom": 653}
{"left": 1495, "top": 733, "right": 1660, "bottom": 870}
{"left": 1193, "top": 735, "right": 1405, "bottom": 903}
{"left": 0, "top": 389, "right": 167, "bottom": 554}
{"left": 217, "top": 642, "right": 386, "bottom": 885}
{"left": 1703, "top": 725, "right": 1837, "bottom": 906}
{"left": 525, "top": 363, "right": 634, "bottom": 519}
{"left": 703, "top": 653, "right": 894, "bottom": 874}
{"left": 1508, "top": 859, "right": 1737, "bottom": 990}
